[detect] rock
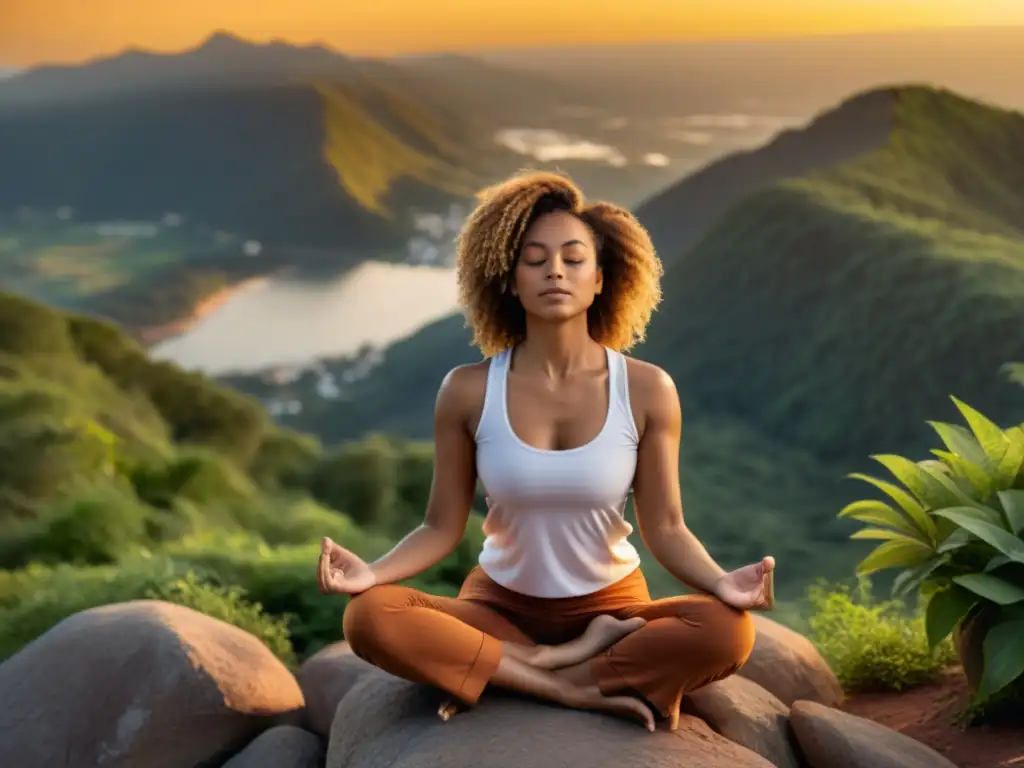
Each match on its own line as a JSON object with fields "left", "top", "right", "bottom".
{"left": 683, "top": 674, "right": 804, "bottom": 768}
{"left": 297, "top": 641, "right": 377, "bottom": 738}
{"left": 738, "top": 614, "right": 844, "bottom": 707}
{"left": 0, "top": 600, "right": 304, "bottom": 768}
{"left": 221, "top": 725, "right": 324, "bottom": 768}
{"left": 325, "top": 668, "right": 775, "bottom": 768}
{"left": 790, "top": 700, "right": 959, "bottom": 768}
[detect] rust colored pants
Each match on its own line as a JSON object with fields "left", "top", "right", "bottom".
{"left": 342, "top": 565, "right": 755, "bottom": 719}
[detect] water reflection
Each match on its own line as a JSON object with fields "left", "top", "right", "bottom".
{"left": 151, "top": 261, "right": 459, "bottom": 375}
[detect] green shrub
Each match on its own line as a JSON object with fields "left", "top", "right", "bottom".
{"left": 146, "top": 571, "right": 296, "bottom": 667}
{"left": 838, "top": 396, "right": 1024, "bottom": 710}
{"left": 0, "top": 556, "right": 187, "bottom": 660}
{"left": 0, "top": 482, "right": 154, "bottom": 569}
{"left": 806, "top": 578, "right": 956, "bottom": 692}
{"left": 248, "top": 429, "right": 322, "bottom": 491}
{"left": 0, "top": 294, "right": 74, "bottom": 356}
{"left": 307, "top": 434, "right": 404, "bottom": 534}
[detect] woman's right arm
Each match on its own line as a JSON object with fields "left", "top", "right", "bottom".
{"left": 365, "top": 365, "right": 481, "bottom": 586}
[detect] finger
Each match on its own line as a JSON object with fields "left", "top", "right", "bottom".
{"left": 316, "top": 553, "right": 327, "bottom": 593}
{"left": 319, "top": 552, "right": 333, "bottom": 594}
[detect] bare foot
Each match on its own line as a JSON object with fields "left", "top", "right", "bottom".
{"left": 535, "top": 615, "right": 646, "bottom": 670}
{"left": 570, "top": 685, "right": 656, "bottom": 732}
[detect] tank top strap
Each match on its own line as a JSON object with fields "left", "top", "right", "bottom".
{"left": 474, "top": 347, "right": 511, "bottom": 443}
{"left": 607, "top": 348, "right": 639, "bottom": 444}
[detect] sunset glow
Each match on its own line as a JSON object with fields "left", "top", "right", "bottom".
{"left": 3, "top": 0, "right": 1024, "bottom": 68}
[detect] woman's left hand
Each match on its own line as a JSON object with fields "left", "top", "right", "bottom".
{"left": 713, "top": 556, "right": 775, "bottom": 611}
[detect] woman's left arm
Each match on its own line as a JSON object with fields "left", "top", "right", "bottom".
{"left": 629, "top": 363, "right": 728, "bottom": 596}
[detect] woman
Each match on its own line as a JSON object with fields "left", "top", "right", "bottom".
{"left": 316, "top": 170, "right": 775, "bottom": 732}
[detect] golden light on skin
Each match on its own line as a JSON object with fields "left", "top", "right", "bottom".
{"left": 2, "top": 0, "right": 1024, "bottom": 67}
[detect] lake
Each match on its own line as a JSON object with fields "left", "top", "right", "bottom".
{"left": 150, "top": 261, "right": 460, "bottom": 375}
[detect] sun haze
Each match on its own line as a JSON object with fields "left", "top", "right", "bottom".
{"left": 3, "top": 0, "right": 1024, "bottom": 67}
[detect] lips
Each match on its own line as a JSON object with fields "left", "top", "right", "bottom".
{"left": 539, "top": 288, "right": 571, "bottom": 297}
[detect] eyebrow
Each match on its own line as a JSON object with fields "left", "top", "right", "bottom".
{"left": 522, "top": 238, "right": 587, "bottom": 250}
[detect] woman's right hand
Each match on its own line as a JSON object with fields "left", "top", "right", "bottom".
{"left": 317, "top": 537, "right": 377, "bottom": 595}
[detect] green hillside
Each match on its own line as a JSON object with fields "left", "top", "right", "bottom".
{"left": 637, "top": 86, "right": 1024, "bottom": 462}
{"left": 0, "top": 291, "right": 488, "bottom": 662}
{"left": 224, "top": 85, "right": 1024, "bottom": 598}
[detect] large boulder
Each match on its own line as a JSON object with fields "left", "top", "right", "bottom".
{"left": 325, "top": 668, "right": 774, "bottom": 768}
{"left": 738, "top": 614, "right": 844, "bottom": 707}
{"left": 682, "top": 674, "right": 803, "bottom": 768}
{"left": 221, "top": 725, "right": 325, "bottom": 768}
{"left": 0, "top": 600, "right": 304, "bottom": 768}
{"left": 790, "top": 700, "right": 959, "bottom": 768}
{"left": 297, "top": 641, "right": 377, "bottom": 738}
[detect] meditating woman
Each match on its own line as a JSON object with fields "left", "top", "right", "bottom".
{"left": 316, "top": 170, "right": 775, "bottom": 732}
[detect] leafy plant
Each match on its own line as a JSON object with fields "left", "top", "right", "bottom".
{"left": 146, "top": 570, "right": 296, "bottom": 667}
{"left": 838, "top": 396, "right": 1024, "bottom": 708}
{"left": 805, "top": 577, "right": 957, "bottom": 692}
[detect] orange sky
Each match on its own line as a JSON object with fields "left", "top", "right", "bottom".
{"left": 3, "top": 0, "right": 1024, "bottom": 67}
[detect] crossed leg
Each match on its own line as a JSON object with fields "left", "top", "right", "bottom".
{"left": 556, "top": 593, "right": 757, "bottom": 726}
{"left": 342, "top": 584, "right": 656, "bottom": 728}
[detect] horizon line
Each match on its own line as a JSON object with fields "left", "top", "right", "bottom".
{"left": 4, "top": 21, "right": 1023, "bottom": 72}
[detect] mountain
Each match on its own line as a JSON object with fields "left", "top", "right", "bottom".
{"left": 0, "top": 34, "right": 682, "bottom": 333}
{"left": 0, "top": 32, "right": 359, "bottom": 105}
{"left": 636, "top": 85, "right": 1024, "bottom": 462}
{"left": 634, "top": 87, "right": 894, "bottom": 261}
{"left": 223, "top": 85, "right": 1024, "bottom": 596}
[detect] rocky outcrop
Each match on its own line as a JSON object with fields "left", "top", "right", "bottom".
{"left": 682, "top": 673, "right": 803, "bottom": 768}
{"left": 296, "top": 641, "right": 377, "bottom": 738}
{"left": 790, "top": 700, "right": 960, "bottom": 768}
{"left": 738, "top": 614, "right": 845, "bottom": 707}
{"left": 221, "top": 725, "right": 325, "bottom": 768}
{"left": 0, "top": 602, "right": 965, "bottom": 768}
{"left": 325, "top": 670, "right": 774, "bottom": 768}
{"left": 0, "top": 600, "right": 306, "bottom": 768}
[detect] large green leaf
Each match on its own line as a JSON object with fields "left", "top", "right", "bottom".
{"left": 925, "top": 584, "right": 978, "bottom": 649}
{"left": 856, "top": 537, "right": 934, "bottom": 576}
{"left": 850, "top": 528, "right": 927, "bottom": 542}
{"left": 936, "top": 528, "right": 972, "bottom": 553}
{"left": 985, "top": 554, "right": 1013, "bottom": 572}
{"left": 919, "top": 463, "right": 993, "bottom": 515}
{"left": 892, "top": 554, "right": 949, "bottom": 599}
{"left": 928, "top": 419, "right": 993, "bottom": 471}
{"left": 997, "top": 489, "right": 1024, "bottom": 535}
{"left": 953, "top": 573, "right": 1024, "bottom": 605}
{"left": 838, "top": 499, "right": 929, "bottom": 541}
{"left": 871, "top": 454, "right": 958, "bottom": 509}
{"left": 976, "top": 618, "right": 1024, "bottom": 702}
{"left": 847, "top": 473, "right": 938, "bottom": 543}
{"left": 996, "top": 438, "right": 1024, "bottom": 488}
{"left": 933, "top": 450, "right": 995, "bottom": 499}
{"left": 950, "top": 397, "right": 1009, "bottom": 466}
{"left": 933, "top": 507, "right": 1024, "bottom": 563}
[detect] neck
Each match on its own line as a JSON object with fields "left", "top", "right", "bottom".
{"left": 516, "top": 314, "right": 602, "bottom": 379}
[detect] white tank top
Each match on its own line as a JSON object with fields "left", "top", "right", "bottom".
{"left": 474, "top": 346, "right": 642, "bottom": 598}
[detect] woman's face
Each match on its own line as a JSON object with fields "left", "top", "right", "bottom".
{"left": 511, "top": 211, "right": 603, "bottom": 323}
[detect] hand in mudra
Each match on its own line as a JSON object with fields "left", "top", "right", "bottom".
{"left": 317, "top": 537, "right": 377, "bottom": 595}
{"left": 714, "top": 555, "right": 775, "bottom": 611}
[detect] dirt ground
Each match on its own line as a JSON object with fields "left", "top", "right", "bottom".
{"left": 841, "top": 667, "right": 1024, "bottom": 768}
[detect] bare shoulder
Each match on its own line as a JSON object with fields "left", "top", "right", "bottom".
{"left": 623, "top": 356, "right": 681, "bottom": 437}
{"left": 436, "top": 360, "right": 491, "bottom": 432}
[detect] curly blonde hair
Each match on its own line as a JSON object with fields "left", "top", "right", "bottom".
{"left": 455, "top": 170, "right": 664, "bottom": 357}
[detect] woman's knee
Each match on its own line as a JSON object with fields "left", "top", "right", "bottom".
{"left": 703, "top": 598, "right": 756, "bottom": 668}
{"left": 670, "top": 595, "right": 756, "bottom": 668}
{"left": 341, "top": 584, "right": 408, "bottom": 658}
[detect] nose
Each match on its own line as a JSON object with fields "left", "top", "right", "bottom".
{"left": 546, "top": 252, "right": 566, "bottom": 280}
